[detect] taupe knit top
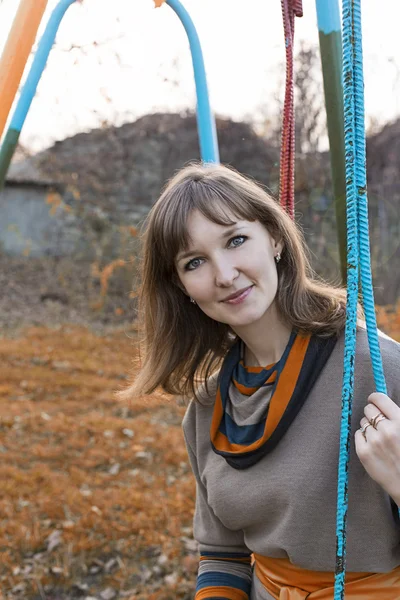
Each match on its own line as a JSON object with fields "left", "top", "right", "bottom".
{"left": 182, "top": 326, "right": 400, "bottom": 575}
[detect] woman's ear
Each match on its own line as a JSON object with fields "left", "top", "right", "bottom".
{"left": 273, "top": 238, "right": 284, "bottom": 256}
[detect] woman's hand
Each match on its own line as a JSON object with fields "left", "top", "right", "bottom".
{"left": 355, "top": 392, "right": 400, "bottom": 506}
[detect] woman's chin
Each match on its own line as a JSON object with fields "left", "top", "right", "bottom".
{"left": 206, "top": 303, "right": 271, "bottom": 328}
{"left": 226, "top": 310, "right": 266, "bottom": 329}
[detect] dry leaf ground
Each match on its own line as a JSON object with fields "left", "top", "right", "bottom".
{"left": 0, "top": 325, "right": 196, "bottom": 600}
{"left": 0, "top": 303, "right": 399, "bottom": 599}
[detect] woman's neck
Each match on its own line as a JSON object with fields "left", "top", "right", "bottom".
{"left": 235, "top": 306, "right": 293, "bottom": 367}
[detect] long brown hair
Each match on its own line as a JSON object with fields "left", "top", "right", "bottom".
{"left": 118, "top": 162, "right": 364, "bottom": 401}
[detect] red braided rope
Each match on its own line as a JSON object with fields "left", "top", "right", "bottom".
{"left": 279, "top": 0, "right": 303, "bottom": 220}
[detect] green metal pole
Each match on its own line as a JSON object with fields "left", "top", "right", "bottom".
{"left": 0, "top": 128, "right": 20, "bottom": 189}
{"left": 315, "top": 0, "right": 347, "bottom": 284}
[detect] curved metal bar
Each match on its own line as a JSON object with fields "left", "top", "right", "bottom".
{"left": 0, "top": 0, "right": 77, "bottom": 189}
{"left": 11, "top": 0, "right": 77, "bottom": 132}
{"left": 166, "top": 0, "right": 220, "bottom": 163}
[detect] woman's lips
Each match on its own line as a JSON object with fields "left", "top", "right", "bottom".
{"left": 223, "top": 286, "right": 253, "bottom": 305}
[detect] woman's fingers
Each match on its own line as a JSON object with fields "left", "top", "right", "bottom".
{"left": 367, "top": 392, "right": 400, "bottom": 421}
{"left": 355, "top": 394, "right": 400, "bottom": 502}
{"left": 363, "top": 403, "right": 388, "bottom": 428}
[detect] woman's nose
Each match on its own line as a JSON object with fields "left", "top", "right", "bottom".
{"left": 214, "top": 258, "right": 239, "bottom": 287}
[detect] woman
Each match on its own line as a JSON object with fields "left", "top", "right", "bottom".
{"left": 120, "top": 163, "right": 400, "bottom": 599}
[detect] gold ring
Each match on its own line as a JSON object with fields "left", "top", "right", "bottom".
{"left": 370, "top": 413, "right": 387, "bottom": 429}
{"left": 360, "top": 422, "right": 372, "bottom": 441}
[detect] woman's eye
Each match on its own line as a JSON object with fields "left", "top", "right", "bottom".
{"left": 228, "top": 235, "right": 247, "bottom": 248}
{"left": 184, "top": 236, "right": 247, "bottom": 270}
{"left": 185, "top": 258, "right": 203, "bottom": 271}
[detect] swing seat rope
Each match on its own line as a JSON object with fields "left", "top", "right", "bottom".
{"left": 279, "top": 0, "right": 303, "bottom": 220}
{"left": 335, "top": 1, "right": 387, "bottom": 598}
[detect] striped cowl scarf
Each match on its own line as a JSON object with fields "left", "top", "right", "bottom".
{"left": 210, "top": 330, "right": 338, "bottom": 469}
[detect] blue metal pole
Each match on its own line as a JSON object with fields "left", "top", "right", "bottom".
{"left": 166, "top": 0, "right": 220, "bottom": 163}
{"left": 0, "top": 0, "right": 77, "bottom": 189}
{"left": 315, "top": 0, "right": 341, "bottom": 34}
{"left": 11, "top": 0, "right": 77, "bottom": 133}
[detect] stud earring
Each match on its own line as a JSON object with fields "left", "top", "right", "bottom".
{"left": 274, "top": 252, "right": 281, "bottom": 263}
{"left": 190, "top": 297, "right": 196, "bottom": 304}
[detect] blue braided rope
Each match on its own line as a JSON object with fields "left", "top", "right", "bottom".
{"left": 334, "top": 1, "right": 388, "bottom": 598}
{"left": 334, "top": 1, "right": 358, "bottom": 597}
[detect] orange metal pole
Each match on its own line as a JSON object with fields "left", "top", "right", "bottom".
{"left": 0, "top": 0, "right": 48, "bottom": 140}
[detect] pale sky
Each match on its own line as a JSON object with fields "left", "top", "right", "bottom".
{"left": 0, "top": 0, "right": 399, "bottom": 153}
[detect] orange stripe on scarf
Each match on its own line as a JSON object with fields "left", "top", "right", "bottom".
{"left": 265, "top": 335, "right": 309, "bottom": 438}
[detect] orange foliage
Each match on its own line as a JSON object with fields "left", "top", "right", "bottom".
{"left": 99, "top": 260, "right": 127, "bottom": 297}
{"left": 119, "top": 225, "right": 138, "bottom": 237}
{"left": 45, "top": 192, "right": 63, "bottom": 216}
{"left": 90, "top": 259, "right": 132, "bottom": 311}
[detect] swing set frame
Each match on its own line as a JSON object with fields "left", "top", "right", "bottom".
{"left": 0, "top": 1, "right": 390, "bottom": 598}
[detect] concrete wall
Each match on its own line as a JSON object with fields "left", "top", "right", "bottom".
{"left": 0, "top": 185, "right": 83, "bottom": 257}
{"left": 0, "top": 185, "right": 143, "bottom": 260}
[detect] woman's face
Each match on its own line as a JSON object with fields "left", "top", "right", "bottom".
{"left": 175, "top": 209, "right": 283, "bottom": 329}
